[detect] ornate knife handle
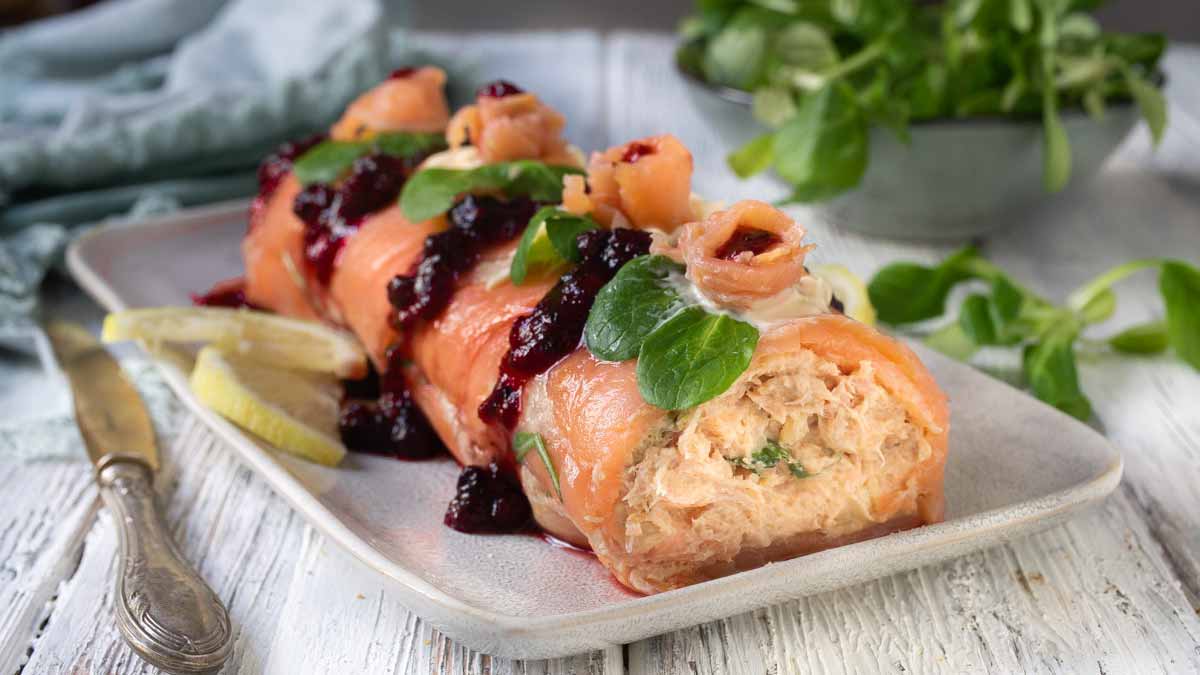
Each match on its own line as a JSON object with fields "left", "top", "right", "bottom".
{"left": 99, "top": 462, "right": 232, "bottom": 673}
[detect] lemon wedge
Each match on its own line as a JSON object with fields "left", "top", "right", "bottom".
{"left": 811, "top": 263, "right": 877, "bottom": 326}
{"left": 190, "top": 346, "right": 346, "bottom": 466}
{"left": 102, "top": 307, "right": 367, "bottom": 379}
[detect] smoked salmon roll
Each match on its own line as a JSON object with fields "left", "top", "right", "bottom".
{"left": 239, "top": 83, "right": 950, "bottom": 594}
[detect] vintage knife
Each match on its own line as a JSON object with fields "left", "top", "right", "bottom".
{"left": 45, "top": 322, "right": 232, "bottom": 673}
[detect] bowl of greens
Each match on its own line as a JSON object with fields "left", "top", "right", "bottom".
{"left": 677, "top": 0, "right": 1167, "bottom": 240}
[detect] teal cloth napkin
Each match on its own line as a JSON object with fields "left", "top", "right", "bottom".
{"left": 0, "top": 0, "right": 392, "bottom": 323}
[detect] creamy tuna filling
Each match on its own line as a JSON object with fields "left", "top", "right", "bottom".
{"left": 615, "top": 348, "right": 932, "bottom": 580}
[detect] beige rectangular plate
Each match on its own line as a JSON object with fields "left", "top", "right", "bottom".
{"left": 68, "top": 200, "right": 1122, "bottom": 659}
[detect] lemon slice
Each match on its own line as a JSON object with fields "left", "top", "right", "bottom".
{"left": 811, "top": 263, "right": 877, "bottom": 326}
{"left": 190, "top": 346, "right": 346, "bottom": 465}
{"left": 103, "top": 307, "right": 367, "bottom": 378}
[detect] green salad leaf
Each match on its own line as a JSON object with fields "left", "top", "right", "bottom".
{"left": 1161, "top": 261, "right": 1200, "bottom": 369}
{"left": 293, "top": 132, "right": 446, "bottom": 185}
{"left": 636, "top": 306, "right": 760, "bottom": 411}
{"left": 869, "top": 248, "right": 1200, "bottom": 421}
{"left": 513, "top": 431, "right": 561, "bottom": 498}
{"left": 773, "top": 83, "right": 869, "bottom": 202}
{"left": 585, "top": 255, "right": 686, "bottom": 361}
{"left": 1109, "top": 321, "right": 1169, "bottom": 355}
{"left": 682, "top": 0, "right": 1168, "bottom": 200}
{"left": 510, "top": 209, "right": 599, "bottom": 285}
{"left": 867, "top": 246, "right": 992, "bottom": 324}
{"left": 399, "top": 161, "right": 584, "bottom": 221}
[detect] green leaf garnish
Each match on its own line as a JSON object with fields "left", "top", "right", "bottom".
{"left": 958, "top": 294, "right": 1000, "bottom": 345}
{"left": 728, "top": 132, "right": 776, "bottom": 179}
{"left": 868, "top": 247, "right": 1200, "bottom": 420}
{"left": 585, "top": 255, "right": 686, "bottom": 362}
{"left": 636, "top": 306, "right": 759, "bottom": 410}
{"left": 1124, "top": 67, "right": 1167, "bottom": 146}
{"left": 399, "top": 161, "right": 584, "bottom": 222}
{"left": 513, "top": 431, "right": 561, "bottom": 498}
{"left": 1023, "top": 325, "right": 1091, "bottom": 420}
{"left": 510, "top": 208, "right": 599, "bottom": 285}
{"left": 774, "top": 83, "right": 869, "bottom": 203}
{"left": 867, "top": 246, "right": 989, "bottom": 325}
{"left": 1041, "top": 94, "right": 1072, "bottom": 193}
{"left": 293, "top": 132, "right": 446, "bottom": 185}
{"left": 1160, "top": 261, "right": 1200, "bottom": 370}
{"left": 1109, "top": 321, "right": 1169, "bottom": 355}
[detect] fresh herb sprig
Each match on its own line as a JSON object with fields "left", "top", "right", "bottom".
{"left": 399, "top": 161, "right": 584, "bottom": 221}
{"left": 679, "top": 0, "right": 1167, "bottom": 199}
{"left": 729, "top": 440, "right": 811, "bottom": 478}
{"left": 293, "top": 132, "right": 447, "bottom": 185}
{"left": 585, "top": 254, "right": 760, "bottom": 410}
{"left": 868, "top": 248, "right": 1200, "bottom": 419}
{"left": 513, "top": 431, "right": 562, "bottom": 498}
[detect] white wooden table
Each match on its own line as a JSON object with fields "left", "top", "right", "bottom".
{"left": 4, "top": 33, "right": 1199, "bottom": 674}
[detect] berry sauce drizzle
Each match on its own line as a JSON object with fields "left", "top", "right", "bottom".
{"left": 715, "top": 227, "right": 780, "bottom": 260}
{"left": 476, "top": 79, "right": 525, "bottom": 98}
{"left": 338, "top": 346, "right": 444, "bottom": 460}
{"left": 382, "top": 194, "right": 546, "bottom": 533}
{"left": 387, "top": 195, "right": 540, "bottom": 329}
{"left": 479, "top": 228, "right": 652, "bottom": 429}
{"left": 191, "top": 278, "right": 261, "bottom": 309}
{"left": 620, "top": 141, "right": 655, "bottom": 164}
{"left": 443, "top": 463, "right": 534, "bottom": 533}
{"left": 294, "top": 153, "right": 425, "bottom": 285}
{"left": 256, "top": 134, "right": 327, "bottom": 201}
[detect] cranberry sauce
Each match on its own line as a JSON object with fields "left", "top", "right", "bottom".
{"left": 257, "top": 133, "right": 327, "bottom": 198}
{"left": 476, "top": 79, "right": 524, "bottom": 98}
{"left": 715, "top": 226, "right": 781, "bottom": 260}
{"left": 479, "top": 228, "right": 652, "bottom": 429}
{"left": 294, "top": 153, "right": 420, "bottom": 284}
{"left": 620, "top": 141, "right": 656, "bottom": 164}
{"left": 387, "top": 195, "right": 540, "bottom": 329}
{"left": 191, "top": 278, "right": 261, "bottom": 309}
{"left": 443, "top": 463, "right": 534, "bottom": 533}
{"left": 338, "top": 346, "right": 444, "bottom": 460}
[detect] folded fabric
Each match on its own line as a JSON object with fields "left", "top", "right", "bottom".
{"left": 0, "top": 0, "right": 391, "bottom": 321}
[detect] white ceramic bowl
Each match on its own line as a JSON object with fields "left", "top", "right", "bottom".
{"left": 679, "top": 63, "right": 1141, "bottom": 241}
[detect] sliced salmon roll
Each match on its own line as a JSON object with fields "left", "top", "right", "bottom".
{"left": 512, "top": 196, "right": 948, "bottom": 592}
{"left": 242, "top": 92, "right": 950, "bottom": 593}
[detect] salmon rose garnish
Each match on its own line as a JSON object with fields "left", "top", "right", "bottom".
{"left": 562, "top": 134, "right": 695, "bottom": 232}
{"left": 331, "top": 66, "right": 451, "bottom": 140}
{"left": 663, "top": 200, "right": 813, "bottom": 310}
{"left": 446, "top": 81, "right": 576, "bottom": 165}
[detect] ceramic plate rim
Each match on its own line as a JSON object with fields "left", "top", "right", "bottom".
{"left": 66, "top": 200, "right": 1124, "bottom": 656}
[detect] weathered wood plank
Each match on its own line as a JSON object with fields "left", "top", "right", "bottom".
{"left": 22, "top": 418, "right": 309, "bottom": 674}
{"left": 263, "top": 529, "right": 623, "bottom": 674}
{"left": 0, "top": 460, "right": 95, "bottom": 673}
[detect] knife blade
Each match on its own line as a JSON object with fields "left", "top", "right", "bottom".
{"left": 45, "top": 322, "right": 232, "bottom": 673}
{"left": 46, "top": 322, "right": 158, "bottom": 473}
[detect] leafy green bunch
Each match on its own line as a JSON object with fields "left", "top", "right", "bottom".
{"left": 678, "top": 0, "right": 1167, "bottom": 199}
{"left": 868, "top": 249, "right": 1200, "bottom": 419}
